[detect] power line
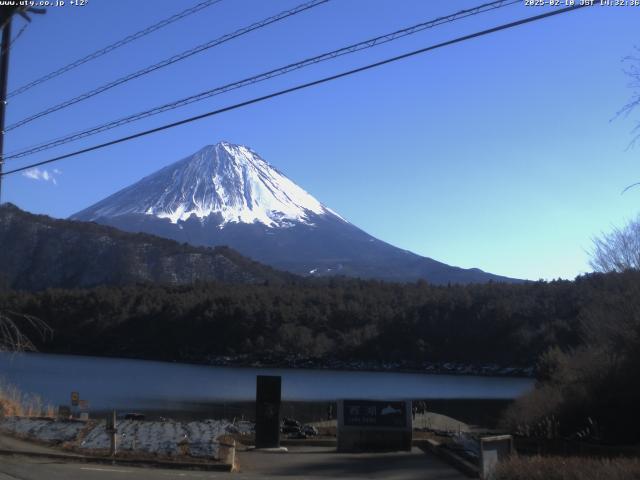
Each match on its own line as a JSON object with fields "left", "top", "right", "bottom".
{"left": 7, "top": 0, "right": 224, "bottom": 99}
{"left": 10, "top": 22, "right": 28, "bottom": 45}
{"left": 4, "top": 0, "right": 519, "bottom": 160}
{"left": 0, "top": 22, "right": 28, "bottom": 56}
{"left": 0, "top": 3, "right": 592, "bottom": 179}
{"left": 4, "top": 0, "right": 330, "bottom": 132}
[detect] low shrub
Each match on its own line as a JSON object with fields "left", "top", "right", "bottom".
{"left": 494, "top": 455, "right": 640, "bottom": 480}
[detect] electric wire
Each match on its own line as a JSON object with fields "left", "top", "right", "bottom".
{"left": 0, "top": 3, "right": 591, "bottom": 178}
{"left": 7, "top": 0, "right": 224, "bottom": 99}
{"left": 4, "top": 0, "right": 330, "bottom": 132}
{"left": 10, "top": 22, "right": 28, "bottom": 46}
{"left": 0, "top": 22, "right": 28, "bottom": 57}
{"left": 3, "top": 0, "right": 519, "bottom": 160}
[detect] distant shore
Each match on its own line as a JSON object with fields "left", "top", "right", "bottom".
{"left": 31, "top": 349, "right": 535, "bottom": 378}
{"left": 9, "top": 346, "right": 536, "bottom": 381}
{"left": 183, "top": 353, "right": 535, "bottom": 378}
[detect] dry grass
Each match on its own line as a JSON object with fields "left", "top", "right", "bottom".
{"left": 0, "top": 380, "right": 54, "bottom": 418}
{"left": 495, "top": 455, "right": 640, "bottom": 480}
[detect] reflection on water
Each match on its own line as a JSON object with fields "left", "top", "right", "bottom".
{"left": 0, "top": 352, "right": 533, "bottom": 413}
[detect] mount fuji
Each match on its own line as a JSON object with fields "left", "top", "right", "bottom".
{"left": 71, "top": 141, "right": 516, "bottom": 284}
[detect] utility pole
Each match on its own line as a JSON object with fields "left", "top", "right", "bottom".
{"left": 0, "top": 14, "right": 12, "bottom": 203}
{"left": 0, "top": 6, "right": 45, "bottom": 203}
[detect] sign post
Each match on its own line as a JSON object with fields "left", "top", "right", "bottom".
{"left": 337, "top": 399, "right": 412, "bottom": 452}
{"left": 70, "top": 391, "right": 80, "bottom": 419}
{"left": 78, "top": 400, "right": 89, "bottom": 420}
{"left": 255, "top": 375, "right": 281, "bottom": 449}
{"left": 106, "top": 410, "right": 118, "bottom": 456}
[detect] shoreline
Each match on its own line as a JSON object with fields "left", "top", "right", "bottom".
{"left": 27, "top": 350, "right": 535, "bottom": 378}
{"left": 199, "top": 355, "right": 535, "bottom": 378}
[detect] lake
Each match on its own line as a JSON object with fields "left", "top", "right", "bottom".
{"left": 0, "top": 352, "right": 533, "bottom": 417}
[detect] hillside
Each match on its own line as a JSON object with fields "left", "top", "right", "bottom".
{"left": 0, "top": 203, "right": 293, "bottom": 290}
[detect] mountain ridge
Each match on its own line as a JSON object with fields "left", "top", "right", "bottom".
{"left": 0, "top": 203, "right": 294, "bottom": 290}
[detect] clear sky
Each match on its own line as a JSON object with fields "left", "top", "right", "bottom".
{"left": 2, "top": 0, "right": 639, "bottom": 281}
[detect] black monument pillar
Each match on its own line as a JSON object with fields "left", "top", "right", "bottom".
{"left": 255, "top": 375, "right": 281, "bottom": 448}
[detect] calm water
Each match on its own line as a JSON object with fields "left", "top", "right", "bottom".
{"left": 0, "top": 352, "right": 533, "bottom": 413}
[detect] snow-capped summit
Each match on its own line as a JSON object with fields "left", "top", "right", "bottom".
{"left": 74, "top": 141, "right": 343, "bottom": 228}
{"left": 72, "top": 142, "right": 519, "bottom": 284}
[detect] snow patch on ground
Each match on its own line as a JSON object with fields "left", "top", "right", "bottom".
{"left": 80, "top": 419, "right": 229, "bottom": 457}
{"left": 0, "top": 417, "right": 235, "bottom": 458}
{"left": 0, "top": 417, "right": 85, "bottom": 443}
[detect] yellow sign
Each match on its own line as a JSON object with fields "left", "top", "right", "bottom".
{"left": 71, "top": 391, "right": 79, "bottom": 406}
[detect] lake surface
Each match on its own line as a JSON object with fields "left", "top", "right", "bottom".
{"left": 0, "top": 352, "right": 533, "bottom": 413}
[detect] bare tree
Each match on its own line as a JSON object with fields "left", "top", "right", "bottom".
{"left": 618, "top": 46, "right": 640, "bottom": 148}
{"left": 616, "top": 47, "right": 640, "bottom": 194}
{"left": 0, "top": 311, "right": 51, "bottom": 352}
{"left": 590, "top": 215, "right": 640, "bottom": 272}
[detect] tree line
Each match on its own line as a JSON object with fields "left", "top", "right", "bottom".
{"left": 0, "top": 271, "right": 633, "bottom": 369}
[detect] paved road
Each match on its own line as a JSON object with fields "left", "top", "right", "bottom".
{"left": 0, "top": 456, "right": 222, "bottom": 480}
{"left": 0, "top": 434, "right": 82, "bottom": 455}
{"left": 0, "top": 446, "right": 466, "bottom": 480}
{"left": 236, "top": 446, "right": 466, "bottom": 479}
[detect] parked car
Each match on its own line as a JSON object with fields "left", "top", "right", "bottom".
{"left": 123, "top": 413, "right": 145, "bottom": 421}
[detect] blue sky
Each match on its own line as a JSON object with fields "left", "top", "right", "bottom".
{"left": 2, "top": 0, "right": 639, "bottom": 281}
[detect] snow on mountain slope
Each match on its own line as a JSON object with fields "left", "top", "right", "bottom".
{"left": 74, "top": 142, "right": 344, "bottom": 228}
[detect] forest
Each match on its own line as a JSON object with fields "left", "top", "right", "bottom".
{"left": 0, "top": 270, "right": 631, "bottom": 367}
